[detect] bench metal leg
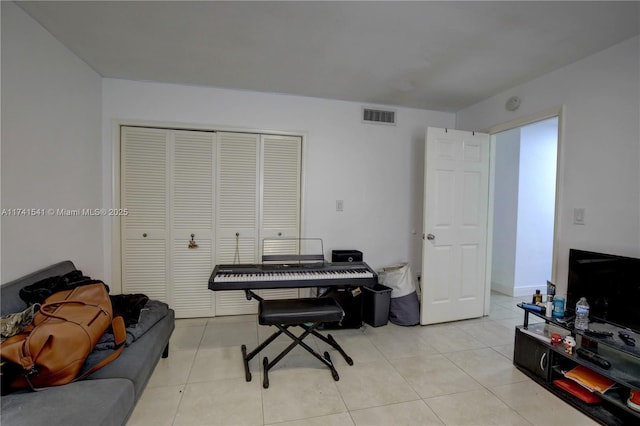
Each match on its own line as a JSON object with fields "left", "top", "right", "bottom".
{"left": 261, "top": 321, "right": 340, "bottom": 388}
{"left": 304, "top": 325, "right": 354, "bottom": 365}
{"left": 241, "top": 326, "right": 288, "bottom": 382}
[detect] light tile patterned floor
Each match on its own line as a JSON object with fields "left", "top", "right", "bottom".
{"left": 128, "top": 293, "right": 598, "bottom": 425}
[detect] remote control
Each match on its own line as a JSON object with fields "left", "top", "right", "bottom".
{"left": 521, "top": 303, "right": 543, "bottom": 312}
{"left": 576, "top": 347, "right": 612, "bottom": 370}
{"left": 584, "top": 329, "right": 614, "bottom": 338}
{"left": 618, "top": 331, "right": 636, "bottom": 346}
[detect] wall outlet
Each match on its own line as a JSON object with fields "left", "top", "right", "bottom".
{"left": 336, "top": 200, "right": 344, "bottom": 212}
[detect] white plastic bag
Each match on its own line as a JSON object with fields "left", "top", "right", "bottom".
{"left": 378, "top": 263, "right": 419, "bottom": 326}
{"left": 377, "top": 263, "right": 415, "bottom": 299}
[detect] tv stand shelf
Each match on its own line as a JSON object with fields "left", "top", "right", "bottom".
{"left": 514, "top": 304, "right": 640, "bottom": 425}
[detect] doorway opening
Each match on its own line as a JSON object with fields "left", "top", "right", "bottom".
{"left": 490, "top": 116, "right": 559, "bottom": 298}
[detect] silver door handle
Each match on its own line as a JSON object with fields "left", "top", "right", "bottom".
{"left": 426, "top": 233, "right": 435, "bottom": 241}
{"left": 540, "top": 352, "right": 547, "bottom": 371}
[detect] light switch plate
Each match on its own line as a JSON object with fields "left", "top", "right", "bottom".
{"left": 573, "top": 208, "right": 585, "bottom": 225}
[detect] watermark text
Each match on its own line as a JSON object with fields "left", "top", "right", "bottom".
{"left": 1, "top": 208, "right": 129, "bottom": 217}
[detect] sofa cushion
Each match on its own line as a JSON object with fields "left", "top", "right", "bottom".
{"left": 85, "top": 309, "right": 175, "bottom": 398}
{"left": 0, "top": 378, "right": 134, "bottom": 426}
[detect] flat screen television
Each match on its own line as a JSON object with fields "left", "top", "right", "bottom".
{"left": 567, "top": 249, "right": 640, "bottom": 333}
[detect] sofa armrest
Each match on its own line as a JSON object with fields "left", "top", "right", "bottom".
{"left": 1, "top": 261, "right": 77, "bottom": 315}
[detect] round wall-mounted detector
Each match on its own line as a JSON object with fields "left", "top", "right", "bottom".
{"left": 506, "top": 96, "right": 521, "bottom": 111}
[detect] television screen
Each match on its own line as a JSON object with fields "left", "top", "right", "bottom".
{"left": 567, "top": 249, "right": 640, "bottom": 333}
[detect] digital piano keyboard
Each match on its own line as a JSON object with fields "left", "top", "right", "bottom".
{"left": 209, "top": 262, "right": 377, "bottom": 291}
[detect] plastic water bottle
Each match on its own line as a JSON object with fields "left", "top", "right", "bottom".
{"left": 575, "top": 297, "right": 590, "bottom": 330}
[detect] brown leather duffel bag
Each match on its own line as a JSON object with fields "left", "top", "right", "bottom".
{"left": 1, "top": 283, "right": 125, "bottom": 390}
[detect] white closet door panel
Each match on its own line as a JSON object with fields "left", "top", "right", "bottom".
{"left": 214, "top": 234, "right": 258, "bottom": 314}
{"left": 121, "top": 127, "right": 168, "bottom": 230}
{"left": 259, "top": 289, "right": 299, "bottom": 300}
{"left": 215, "top": 291, "right": 258, "bottom": 315}
{"left": 258, "top": 136, "right": 301, "bottom": 301}
{"left": 121, "top": 126, "right": 169, "bottom": 300}
{"left": 217, "top": 133, "right": 259, "bottom": 229}
{"left": 171, "top": 130, "right": 216, "bottom": 317}
{"left": 172, "top": 239, "right": 215, "bottom": 318}
{"left": 217, "top": 236, "right": 256, "bottom": 264}
{"left": 122, "top": 239, "right": 167, "bottom": 301}
{"left": 261, "top": 135, "right": 301, "bottom": 237}
{"left": 173, "top": 130, "right": 215, "bottom": 230}
{"left": 123, "top": 229, "right": 167, "bottom": 240}
{"left": 256, "top": 135, "right": 301, "bottom": 300}
{"left": 215, "top": 133, "right": 259, "bottom": 315}
{"left": 262, "top": 239, "right": 300, "bottom": 256}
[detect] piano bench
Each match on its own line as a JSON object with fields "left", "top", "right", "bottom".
{"left": 259, "top": 297, "right": 344, "bottom": 325}
{"left": 241, "top": 297, "right": 353, "bottom": 388}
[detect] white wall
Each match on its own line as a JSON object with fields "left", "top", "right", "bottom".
{"left": 1, "top": 2, "right": 103, "bottom": 283}
{"left": 6, "top": 1, "right": 636, "bottom": 302}
{"left": 491, "top": 128, "right": 520, "bottom": 295}
{"left": 514, "top": 119, "right": 557, "bottom": 294}
{"left": 101, "top": 79, "right": 455, "bottom": 288}
{"left": 491, "top": 120, "right": 557, "bottom": 297}
{"left": 458, "top": 36, "right": 640, "bottom": 295}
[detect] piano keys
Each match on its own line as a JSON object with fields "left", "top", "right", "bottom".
{"left": 209, "top": 262, "right": 377, "bottom": 291}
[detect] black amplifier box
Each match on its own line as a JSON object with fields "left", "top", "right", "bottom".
{"left": 331, "top": 250, "right": 363, "bottom": 263}
{"left": 320, "top": 287, "right": 363, "bottom": 329}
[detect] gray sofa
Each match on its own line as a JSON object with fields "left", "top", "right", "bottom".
{"left": 1, "top": 261, "right": 175, "bottom": 426}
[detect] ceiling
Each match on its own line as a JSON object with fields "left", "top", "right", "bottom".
{"left": 16, "top": 1, "right": 640, "bottom": 112}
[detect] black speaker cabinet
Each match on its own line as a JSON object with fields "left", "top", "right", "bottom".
{"left": 320, "top": 287, "right": 363, "bottom": 329}
{"left": 332, "top": 250, "right": 363, "bottom": 263}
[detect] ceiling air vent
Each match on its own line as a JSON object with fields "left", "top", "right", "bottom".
{"left": 362, "top": 107, "right": 396, "bottom": 125}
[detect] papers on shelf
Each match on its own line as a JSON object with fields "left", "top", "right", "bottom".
{"left": 564, "top": 365, "right": 616, "bottom": 393}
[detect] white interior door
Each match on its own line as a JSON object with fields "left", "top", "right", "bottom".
{"left": 421, "top": 127, "right": 490, "bottom": 325}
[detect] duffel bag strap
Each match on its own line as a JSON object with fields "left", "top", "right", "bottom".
{"left": 40, "top": 300, "right": 109, "bottom": 319}
{"left": 74, "top": 315, "right": 126, "bottom": 381}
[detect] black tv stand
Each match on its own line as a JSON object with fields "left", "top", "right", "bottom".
{"left": 514, "top": 304, "right": 640, "bottom": 425}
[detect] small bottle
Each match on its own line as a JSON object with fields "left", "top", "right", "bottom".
{"left": 553, "top": 296, "right": 565, "bottom": 318}
{"left": 546, "top": 295, "right": 553, "bottom": 318}
{"left": 533, "top": 289, "right": 542, "bottom": 304}
{"left": 575, "top": 297, "right": 590, "bottom": 330}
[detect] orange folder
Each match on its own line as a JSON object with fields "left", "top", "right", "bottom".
{"left": 564, "top": 365, "right": 616, "bottom": 393}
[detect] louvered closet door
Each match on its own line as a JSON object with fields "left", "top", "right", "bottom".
{"left": 259, "top": 135, "right": 302, "bottom": 300}
{"left": 121, "top": 127, "right": 169, "bottom": 301}
{"left": 171, "top": 130, "right": 216, "bottom": 318}
{"left": 215, "top": 132, "right": 261, "bottom": 315}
